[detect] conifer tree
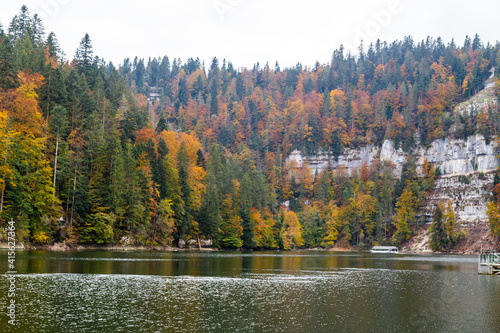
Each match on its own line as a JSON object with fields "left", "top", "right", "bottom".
{"left": 429, "top": 203, "right": 447, "bottom": 251}
{"left": 75, "top": 33, "right": 94, "bottom": 78}
{"left": 0, "top": 33, "right": 17, "bottom": 90}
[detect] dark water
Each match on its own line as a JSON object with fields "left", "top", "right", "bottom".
{"left": 0, "top": 250, "right": 499, "bottom": 332}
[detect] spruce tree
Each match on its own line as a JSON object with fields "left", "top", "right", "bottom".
{"left": 0, "top": 33, "right": 17, "bottom": 90}
{"left": 430, "top": 203, "right": 447, "bottom": 251}
{"left": 8, "top": 5, "right": 31, "bottom": 41}
{"left": 174, "top": 142, "right": 192, "bottom": 245}
{"left": 75, "top": 33, "right": 94, "bottom": 78}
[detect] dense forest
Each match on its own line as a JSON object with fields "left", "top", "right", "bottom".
{"left": 1, "top": 6, "right": 499, "bottom": 249}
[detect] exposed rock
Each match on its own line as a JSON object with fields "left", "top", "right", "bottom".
{"left": 289, "top": 135, "right": 498, "bottom": 178}
{"left": 423, "top": 172, "right": 494, "bottom": 223}
{"left": 289, "top": 145, "right": 380, "bottom": 177}
{"left": 288, "top": 71, "right": 500, "bottom": 229}
{"left": 416, "top": 135, "right": 498, "bottom": 176}
{"left": 288, "top": 134, "right": 499, "bottom": 225}
{"left": 401, "top": 223, "right": 496, "bottom": 254}
{"left": 49, "top": 242, "right": 69, "bottom": 251}
{"left": 380, "top": 140, "right": 406, "bottom": 177}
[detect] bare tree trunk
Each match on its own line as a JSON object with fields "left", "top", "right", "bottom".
{"left": 0, "top": 132, "right": 9, "bottom": 212}
{"left": 53, "top": 133, "right": 59, "bottom": 193}
{"left": 70, "top": 169, "right": 77, "bottom": 229}
{"left": 45, "top": 71, "right": 51, "bottom": 138}
{"left": 102, "top": 104, "right": 105, "bottom": 131}
{"left": 197, "top": 234, "right": 202, "bottom": 251}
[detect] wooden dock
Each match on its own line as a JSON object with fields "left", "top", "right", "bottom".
{"left": 478, "top": 251, "right": 500, "bottom": 275}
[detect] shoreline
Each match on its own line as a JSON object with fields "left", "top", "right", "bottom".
{"left": 0, "top": 242, "right": 484, "bottom": 255}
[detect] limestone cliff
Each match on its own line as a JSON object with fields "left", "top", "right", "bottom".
{"left": 288, "top": 135, "right": 498, "bottom": 224}
{"left": 288, "top": 69, "right": 499, "bottom": 226}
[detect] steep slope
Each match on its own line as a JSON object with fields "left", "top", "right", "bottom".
{"left": 455, "top": 67, "right": 497, "bottom": 115}
{"left": 289, "top": 71, "right": 500, "bottom": 227}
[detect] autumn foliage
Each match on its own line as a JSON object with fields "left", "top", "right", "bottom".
{"left": 1, "top": 7, "right": 499, "bottom": 248}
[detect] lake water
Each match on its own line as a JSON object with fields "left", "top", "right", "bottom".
{"left": 0, "top": 250, "right": 499, "bottom": 332}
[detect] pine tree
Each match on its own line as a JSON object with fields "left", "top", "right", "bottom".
{"left": 46, "top": 32, "right": 63, "bottom": 59}
{"left": 8, "top": 5, "right": 31, "bottom": 42}
{"left": 174, "top": 142, "right": 192, "bottom": 245}
{"left": 49, "top": 105, "right": 69, "bottom": 197}
{"left": 240, "top": 172, "right": 257, "bottom": 248}
{"left": 75, "top": 33, "right": 94, "bottom": 78}
{"left": 0, "top": 33, "right": 17, "bottom": 90}
{"left": 16, "top": 32, "right": 36, "bottom": 71}
{"left": 219, "top": 194, "right": 243, "bottom": 248}
{"left": 198, "top": 144, "right": 225, "bottom": 245}
{"left": 159, "top": 56, "right": 171, "bottom": 87}
{"left": 199, "top": 177, "right": 221, "bottom": 245}
{"left": 429, "top": 203, "right": 447, "bottom": 251}
{"left": 156, "top": 112, "right": 169, "bottom": 133}
{"left": 30, "top": 14, "right": 45, "bottom": 47}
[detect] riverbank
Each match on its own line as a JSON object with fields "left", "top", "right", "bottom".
{"left": 0, "top": 243, "right": 488, "bottom": 255}
{"left": 0, "top": 242, "right": 220, "bottom": 252}
{"left": 0, "top": 223, "right": 496, "bottom": 254}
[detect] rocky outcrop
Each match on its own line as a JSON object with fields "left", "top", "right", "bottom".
{"left": 288, "top": 134, "right": 499, "bottom": 224}
{"left": 415, "top": 134, "right": 498, "bottom": 176}
{"left": 289, "top": 135, "right": 499, "bottom": 178}
{"left": 289, "top": 146, "right": 380, "bottom": 176}
{"left": 288, "top": 71, "right": 500, "bottom": 225}
{"left": 423, "top": 172, "right": 494, "bottom": 223}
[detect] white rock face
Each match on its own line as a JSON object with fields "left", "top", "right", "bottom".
{"left": 424, "top": 173, "right": 494, "bottom": 223}
{"left": 380, "top": 140, "right": 407, "bottom": 177}
{"left": 287, "top": 134, "right": 499, "bottom": 224}
{"left": 415, "top": 135, "right": 498, "bottom": 176}
{"left": 333, "top": 145, "right": 379, "bottom": 176}
{"left": 289, "top": 135, "right": 498, "bottom": 178}
{"left": 290, "top": 146, "right": 380, "bottom": 177}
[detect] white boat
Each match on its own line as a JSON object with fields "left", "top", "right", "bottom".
{"left": 370, "top": 246, "right": 399, "bottom": 254}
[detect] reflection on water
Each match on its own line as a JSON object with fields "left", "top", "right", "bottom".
{"left": 0, "top": 251, "right": 499, "bottom": 332}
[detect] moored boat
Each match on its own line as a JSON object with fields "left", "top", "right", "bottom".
{"left": 370, "top": 246, "right": 398, "bottom": 254}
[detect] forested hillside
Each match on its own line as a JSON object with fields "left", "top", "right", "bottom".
{"left": 1, "top": 6, "right": 499, "bottom": 249}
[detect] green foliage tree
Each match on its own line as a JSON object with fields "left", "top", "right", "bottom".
{"left": 75, "top": 33, "right": 93, "bottom": 78}
{"left": 1, "top": 7, "right": 497, "bottom": 250}
{"left": 219, "top": 195, "right": 243, "bottom": 248}
{"left": 429, "top": 203, "right": 447, "bottom": 251}
{"left": 175, "top": 142, "right": 192, "bottom": 245}
{"left": 0, "top": 33, "right": 17, "bottom": 90}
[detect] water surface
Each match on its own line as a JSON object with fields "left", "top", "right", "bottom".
{"left": 0, "top": 250, "right": 499, "bottom": 332}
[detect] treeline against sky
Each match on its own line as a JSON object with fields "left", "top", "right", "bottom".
{"left": 0, "top": 6, "right": 499, "bottom": 248}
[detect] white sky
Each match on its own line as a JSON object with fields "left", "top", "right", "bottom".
{"left": 1, "top": 0, "right": 499, "bottom": 69}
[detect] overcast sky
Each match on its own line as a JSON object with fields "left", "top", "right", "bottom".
{"left": 1, "top": 0, "right": 499, "bottom": 69}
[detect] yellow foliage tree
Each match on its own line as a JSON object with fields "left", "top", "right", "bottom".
{"left": 1, "top": 72, "right": 59, "bottom": 241}
{"left": 280, "top": 211, "right": 304, "bottom": 249}
{"left": 160, "top": 130, "right": 206, "bottom": 209}
{"left": 392, "top": 189, "right": 416, "bottom": 245}
{"left": 486, "top": 202, "right": 500, "bottom": 242}
{"left": 321, "top": 203, "right": 340, "bottom": 248}
{"left": 250, "top": 208, "right": 277, "bottom": 249}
